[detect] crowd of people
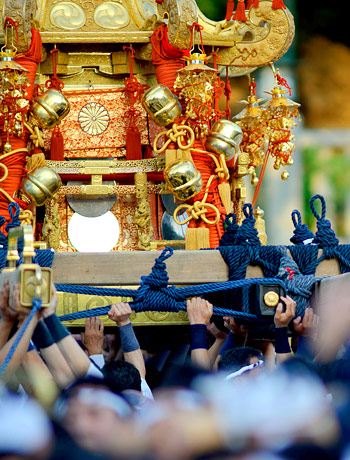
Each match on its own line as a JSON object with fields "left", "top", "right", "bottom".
{"left": 1, "top": 278, "right": 350, "bottom": 460}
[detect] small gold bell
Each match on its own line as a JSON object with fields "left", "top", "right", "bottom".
{"left": 286, "top": 156, "right": 294, "bottom": 166}
{"left": 251, "top": 172, "right": 259, "bottom": 186}
{"left": 273, "top": 159, "right": 281, "bottom": 170}
{"left": 281, "top": 170, "right": 289, "bottom": 181}
{"left": 3, "top": 142, "right": 12, "bottom": 153}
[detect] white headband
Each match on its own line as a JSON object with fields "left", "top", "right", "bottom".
{"left": 75, "top": 388, "right": 132, "bottom": 418}
{"left": 225, "top": 360, "right": 264, "bottom": 381}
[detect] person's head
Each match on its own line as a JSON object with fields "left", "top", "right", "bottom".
{"left": 218, "top": 346, "right": 264, "bottom": 380}
{"left": 0, "top": 391, "right": 54, "bottom": 459}
{"left": 56, "top": 376, "right": 132, "bottom": 454}
{"left": 102, "top": 360, "right": 141, "bottom": 393}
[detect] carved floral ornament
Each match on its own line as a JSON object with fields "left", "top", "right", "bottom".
{"left": 49, "top": 1, "right": 130, "bottom": 29}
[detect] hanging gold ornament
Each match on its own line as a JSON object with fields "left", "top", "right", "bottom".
{"left": 234, "top": 80, "right": 266, "bottom": 186}
{"left": 173, "top": 24, "right": 218, "bottom": 139}
{"left": 261, "top": 67, "right": 300, "bottom": 179}
{"left": 0, "top": 20, "right": 30, "bottom": 144}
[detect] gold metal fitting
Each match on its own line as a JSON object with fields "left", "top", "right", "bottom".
{"left": 142, "top": 84, "right": 182, "bottom": 127}
{"left": 205, "top": 119, "right": 243, "bottom": 161}
{"left": 164, "top": 159, "right": 202, "bottom": 201}
{"left": 30, "top": 89, "right": 70, "bottom": 129}
{"left": 22, "top": 166, "right": 62, "bottom": 206}
{"left": 6, "top": 225, "right": 52, "bottom": 308}
{"left": 263, "top": 291, "right": 279, "bottom": 307}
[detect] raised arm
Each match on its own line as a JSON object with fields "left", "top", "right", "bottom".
{"left": 41, "top": 287, "right": 94, "bottom": 379}
{"left": 273, "top": 296, "right": 296, "bottom": 365}
{"left": 0, "top": 284, "right": 41, "bottom": 378}
{"left": 186, "top": 297, "right": 213, "bottom": 370}
{"left": 0, "top": 280, "right": 17, "bottom": 348}
{"left": 108, "top": 302, "right": 146, "bottom": 379}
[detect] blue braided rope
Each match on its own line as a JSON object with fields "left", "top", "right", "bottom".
{"left": 58, "top": 302, "right": 262, "bottom": 322}
{"left": 290, "top": 209, "right": 315, "bottom": 245}
{"left": 55, "top": 277, "right": 286, "bottom": 299}
{"left": 0, "top": 297, "right": 42, "bottom": 378}
{"left": 55, "top": 285, "right": 137, "bottom": 298}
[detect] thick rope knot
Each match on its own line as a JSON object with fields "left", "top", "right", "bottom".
{"left": 277, "top": 248, "right": 302, "bottom": 281}
{"left": 139, "top": 247, "right": 173, "bottom": 289}
{"left": 310, "top": 194, "right": 339, "bottom": 248}
{"left": 290, "top": 209, "right": 315, "bottom": 245}
{"left": 175, "top": 200, "right": 220, "bottom": 226}
{"left": 276, "top": 248, "right": 317, "bottom": 317}
{"left": 235, "top": 203, "right": 260, "bottom": 246}
{"left": 153, "top": 124, "right": 195, "bottom": 154}
{"left": 132, "top": 248, "right": 185, "bottom": 313}
{"left": 219, "top": 213, "right": 239, "bottom": 246}
{"left": 6, "top": 202, "right": 21, "bottom": 231}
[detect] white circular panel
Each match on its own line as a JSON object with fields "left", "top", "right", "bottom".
{"left": 68, "top": 211, "right": 120, "bottom": 252}
{"left": 94, "top": 2, "right": 130, "bottom": 29}
{"left": 50, "top": 2, "right": 86, "bottom": 29}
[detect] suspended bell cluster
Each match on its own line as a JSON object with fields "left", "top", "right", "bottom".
{"left": 0, "top": 21, "right": 30, "bottom": 149}
{"left": 234, "top": 70, "right": 300, "bottom": 184}
{"left": 173, "top": 52, "right": 219, "bottom": 139}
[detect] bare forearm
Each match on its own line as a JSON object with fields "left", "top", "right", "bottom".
{"left": 0, "top": 314, "right": 39, "bottom": 376}
{"left": 0, "top": 319, "right": 15, "bottom": 348}
{"left": 124, "top": 350, "right": 146, "bottom": 379}
{"left": 208, "top": 338, "right": 226, "bottom": 368}
{"left": 55, "top": 335, "right": 91, "bottom": 378}
{"left": 40, "top": 344, "right": 75, "bottom": 388}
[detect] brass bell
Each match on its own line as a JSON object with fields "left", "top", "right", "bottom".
{"left": 205, "top": 119, "right": 243, "bottom": 161}
{"left": 164, "top": 159, "right": 202, "bottom": 201}
{"left": 30, "top": 89, "right": 70, "bottom": 129}
{"left": 142, "top": 84, "right": 182, "bottom": 127}
{"left": 22, "top": 166, "right": 62, "bottom": 206}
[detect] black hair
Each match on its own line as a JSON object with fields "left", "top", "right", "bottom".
{"left": 218, "top": 346, "right": 264, "bottom": 373}
{"left": 102, "top": 360, "right": 141, "bottom": 393}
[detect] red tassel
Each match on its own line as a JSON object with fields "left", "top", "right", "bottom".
{"left": 272, "top": 0, "right": 286, "bottom": 9}
{"left": 126, "top": 126, "right": 142, "bottom": 161}
{"left": 143, "top": 145, "right": 154, "bottom": 159}
{"left": 50, "top": 125, "right": 64, "bottom": 161}
{"left": 233, "top": 0, "right": 247, "bottom": 21}
{"left": 225, "top": 0, "right": 235, "bottom": 20}
{"left": 247, "top": 0, "right": 259, "bottom": 8}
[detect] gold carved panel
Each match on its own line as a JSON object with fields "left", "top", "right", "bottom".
{"left": 57, "top": 288, "right": 189, "bottom": 327}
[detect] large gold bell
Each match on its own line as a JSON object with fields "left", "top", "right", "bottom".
{"left": 142, "top": 84, "right": 182, "bottom": 127}
{"left": 205, "top": 119, "right": 243, "bottom": 161}
{"left": 164, "top": 159, "right": 202, "bottom": 201}
{"left": 22, "top": 167, "right": 62, "bottom": 206}
{"left": 30, "top": 89, "right": 70, "bottom": 129}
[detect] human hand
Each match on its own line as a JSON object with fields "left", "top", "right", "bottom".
{"left": 207, "top": 322, "right": 227, "bottom": 340}
{"left": 108, "top": 302, "right": 132, "bottom": 326}
{"left": 81, "top": 317, "right": 105, "bottom": 355}
{"left": 274, "top": 296, "right": 296, "bottom": 328}
{"left": 0, "top": 279, "right": 17, "bottom": 323}
{"left": 293, "top": 307, "right": 320, "bottom": 339}
{"left": 186, "top": 297, "right": 213, "bottom": 325}
{"left": 223, "top": 316, "right": 248, "bottom": 337}
{"left": 42, "top": 284, "right": 58, "bottom": 318}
